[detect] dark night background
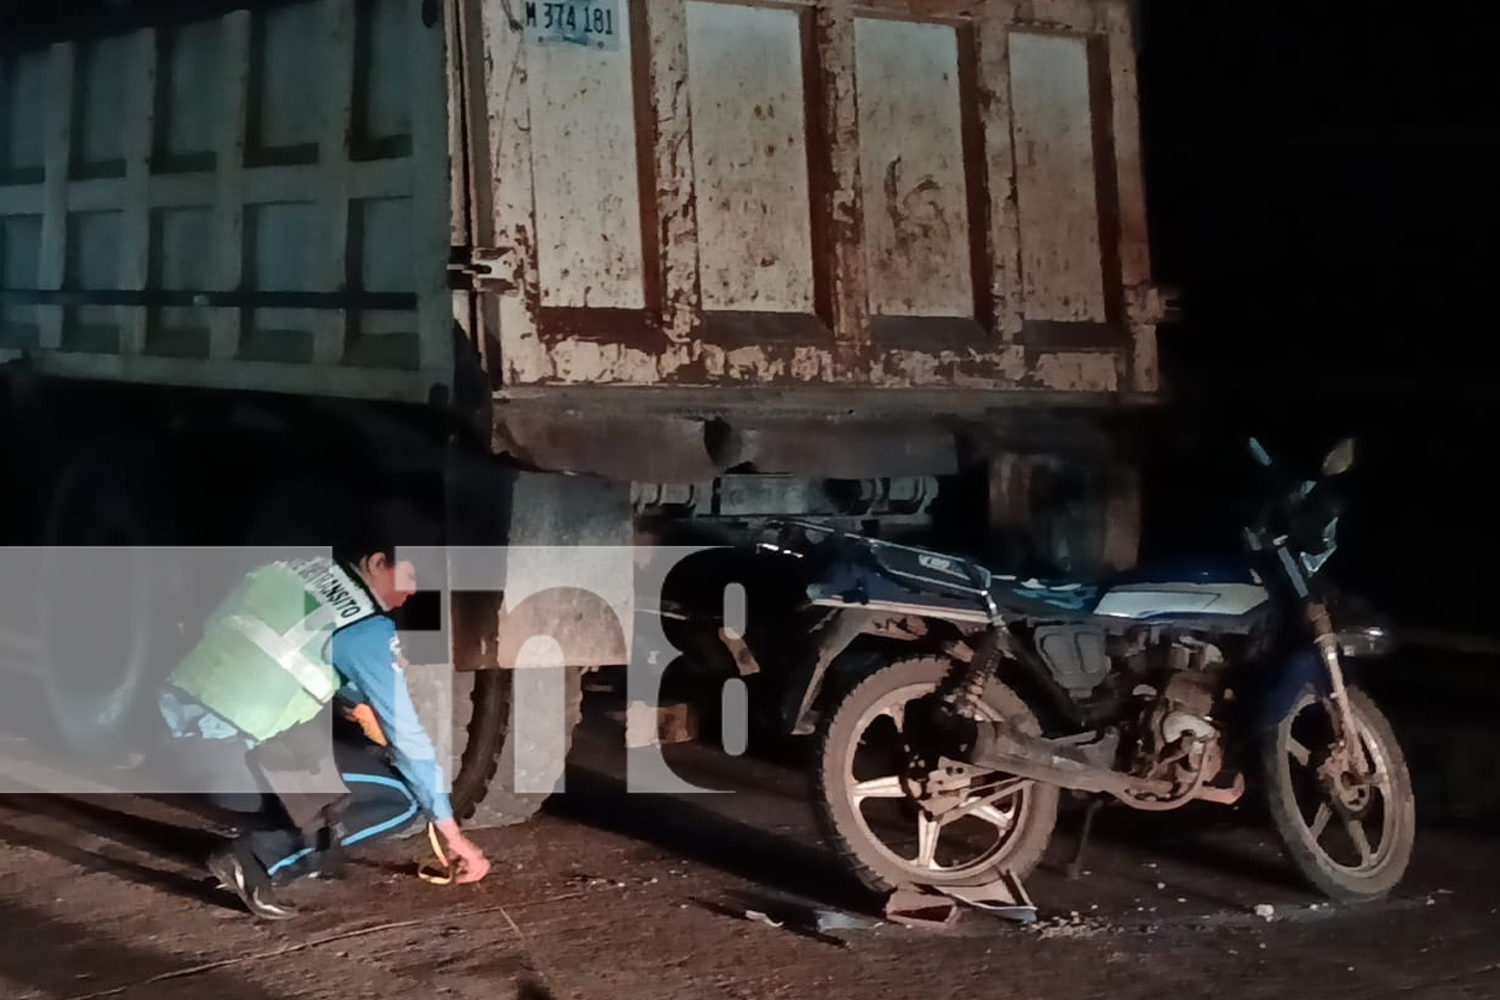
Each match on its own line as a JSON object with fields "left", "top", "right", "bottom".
{"left": 1133, "top": 3, "right": 1499, "bottom": 641}
{"left": 1128, "top": 4, "right": 1499, "bottom": 822}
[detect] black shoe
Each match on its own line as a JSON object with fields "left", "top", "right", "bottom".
{"left": 290, "top": 849, "right": 347, "bottom": 883}
{"left": 208, "top": 845, "right": 299, "bottom": 920}
{"left": 298, "top": 823, "right": 349, "bottom": 881}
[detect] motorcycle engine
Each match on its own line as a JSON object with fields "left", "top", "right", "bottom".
{"left": 1160, "top": 668, "right": 1217, "bottom": 743}
{"left": 1128, "top": 640, "right": 1227, "bottom": 793}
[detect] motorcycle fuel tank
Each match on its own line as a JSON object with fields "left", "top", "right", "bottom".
{"left": 1091, "top": 581, "right": 1270, "bottom": 620}
{"left": 1089, "top": 562, "right": 1270, "bottom": 621}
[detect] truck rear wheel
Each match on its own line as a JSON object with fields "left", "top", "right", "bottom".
{"left": 988, "top": 453, "right": 1142, "bottom": 577}
{"left": 452, "top": 665, "right": 583, "bottom": 825}
{"left": 36, "top": 437, "right": 183, "bottom": 764}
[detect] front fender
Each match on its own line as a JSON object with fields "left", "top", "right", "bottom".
{"left": 1253, "top": 645, "right": 1333, "bottom": 734}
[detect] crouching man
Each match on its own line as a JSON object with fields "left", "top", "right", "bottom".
{"left": 158, "top": 533, "right": 489, "bottom": 919}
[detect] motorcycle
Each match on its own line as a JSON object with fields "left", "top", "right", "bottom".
{"left": 755, "top": 436, "right": 1414, "bottom": 903}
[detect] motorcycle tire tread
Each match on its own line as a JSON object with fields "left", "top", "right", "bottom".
{"left": 811, "top": 656, "right": 1060, "bottom": 896}
{"left": 1261, "top": 685, "right": 1416, "bottom": 904}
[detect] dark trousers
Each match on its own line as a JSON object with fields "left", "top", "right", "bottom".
{"left": 176, "top": 728, "right": 424, "bottom": 884}
{"left": 249, "top": 736, "right": 423, "bottom": 883}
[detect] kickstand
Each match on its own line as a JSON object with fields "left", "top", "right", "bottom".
{"left": 1066, "top": 797, "right": 1102, "bottom": 880}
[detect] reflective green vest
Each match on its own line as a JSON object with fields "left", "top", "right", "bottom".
{"left": 168, "top": 557, "right": 384, "bottom": 742}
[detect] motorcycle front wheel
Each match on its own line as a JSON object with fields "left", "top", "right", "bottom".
{"left": 1261, "top": 685, "right": 1416, "bottom": 903}
{"left": 812, "top": 656, "right": 1059, "bottom": 895}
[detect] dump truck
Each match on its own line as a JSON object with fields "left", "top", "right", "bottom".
{"left": 0, "top": 0, "right": 1168, "bottom": 825}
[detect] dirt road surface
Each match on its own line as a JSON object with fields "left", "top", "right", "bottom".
{"left": 0, "top": 701, "right": 1496, "bottom": 1000}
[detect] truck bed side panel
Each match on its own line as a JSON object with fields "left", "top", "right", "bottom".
{"left": 467, "top": 0, "right": 1160, "bottom": 396}
{"left": 0, "top": 0, "right": 456, "bottom": 404}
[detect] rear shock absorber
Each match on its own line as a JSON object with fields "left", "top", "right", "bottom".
{"left": 944, "top": 627, "right": 1005, "bottom": 719}
{"left": 902, "top": 627, "right": 1006, "bottom": 770}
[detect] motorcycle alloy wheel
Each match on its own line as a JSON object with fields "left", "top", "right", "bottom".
{"left": 1261, "top": 685, "right": 1416, "bottom": 903}
{"left": 813, "top": 656, "right": 1059, "bottom": 894}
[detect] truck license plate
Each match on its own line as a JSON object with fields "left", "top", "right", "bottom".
{"left": 523, "top": 1, "right": 621, "bottom": 52}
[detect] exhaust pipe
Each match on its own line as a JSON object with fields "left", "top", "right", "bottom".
{"left": 965, "top": 722, "right": 1173, "bottom": 799}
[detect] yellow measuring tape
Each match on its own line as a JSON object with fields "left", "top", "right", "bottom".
{"left": 347, "top": 703, "right": 457, "bottom": 887}
{"left": 348, "top": 704, "right": 453, "bottom": 886}
{"left": 418, "top": 823, "right": 454, "bottom": 885}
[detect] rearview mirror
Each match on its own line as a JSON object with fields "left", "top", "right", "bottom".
{"left": 1248, "top": 437, "right": 1272, "bottom": 468}
{"left": 1322, "top": 437, "right": 1356, "bottom": 477}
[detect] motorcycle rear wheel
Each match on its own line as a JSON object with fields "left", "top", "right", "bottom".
{"left": 1261, "top": 685, "right": 1416, "bottom": 903}
{"left": 813, "top": 656, "right": 1059, "bottom": 895}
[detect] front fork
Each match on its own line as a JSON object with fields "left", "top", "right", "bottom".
{"left": 1304, "top": 600, "right": 1367, "bottom": 776}
{"left": 1269, "top": 535, "right": 1365, "bottom": 774}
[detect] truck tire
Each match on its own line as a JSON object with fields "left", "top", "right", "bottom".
{"left": 36, "top": 437, "right": 183, "bottom": 763}
{"left": 452, "top": 665, "right": 584, "bottom": 826}
{"left": 988, "top": 453, "right": 1142, "bottom": 578}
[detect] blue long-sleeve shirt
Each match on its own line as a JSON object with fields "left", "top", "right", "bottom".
{"left": 159, "top": 614, "right": 454, "bottom": 824}
{"left": 327, "top": 615, "right": 454, "bottom": 823}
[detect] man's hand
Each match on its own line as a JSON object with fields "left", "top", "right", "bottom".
{"left": 433, "top": 818, "right": 491, "bottom": 884}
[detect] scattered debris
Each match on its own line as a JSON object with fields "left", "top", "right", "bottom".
{"left": 814, "top": 909, "right": 882, "bottom": 933}
{"left": 1253, "top": 904, "right": 1275, "bottom": 921}
{"left": 738, "top": 905, "right": 876, "bottom": 941}
{"left": 1028, "top": 912, "right": 1110, "bottom": 940}
{"left": 711, "top": 896, "right": 861, "bottom": 947}
{"left": 745, "top": 910, "right": 784, "bottom": 929}
{"left": 565, "top": 872, "right": 614, "bottom": 889}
